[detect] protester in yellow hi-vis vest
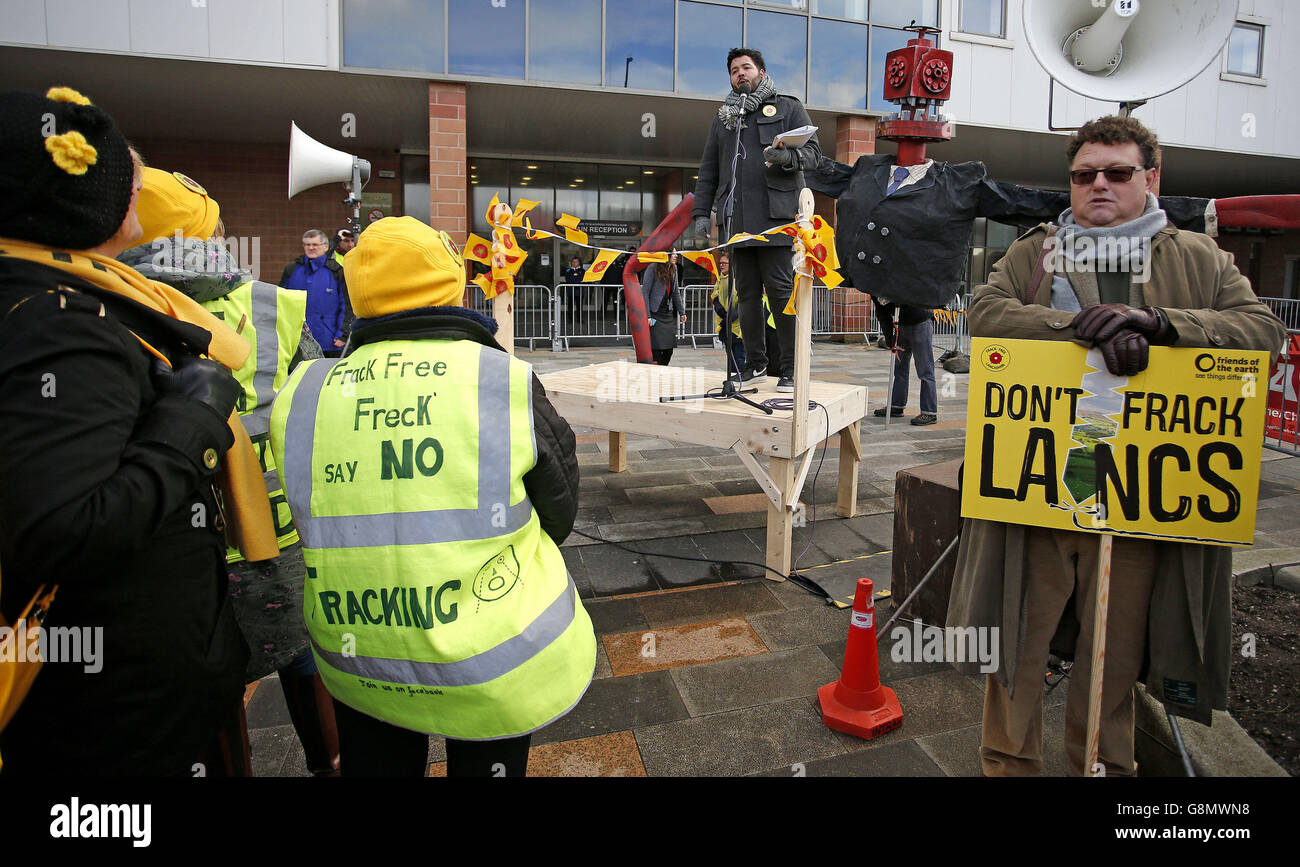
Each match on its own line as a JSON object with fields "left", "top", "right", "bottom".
{"left": 270, "top": 216, "right": 594, "bottom": 777}
{"left": 120, "top": 167, "right": 341, "bottom": 776}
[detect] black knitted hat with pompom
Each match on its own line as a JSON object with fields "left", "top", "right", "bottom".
{"left": 0, "top": 88, "right": 135, "bottom": 250}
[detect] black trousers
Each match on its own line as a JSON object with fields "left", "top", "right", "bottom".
{"left": 652, "top": 347, "right": 674, "bottom": 365}
{"left": 332, "top": 698, "right": 532, "bottom": 777}
{"left": 729, "top": 244, "right": 796, "bottom": 376}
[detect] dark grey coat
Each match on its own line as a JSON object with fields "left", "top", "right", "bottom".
{"left": 693, "top": 93, "right": 820, "bottom": 245}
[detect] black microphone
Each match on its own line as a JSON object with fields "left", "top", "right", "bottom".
{"left": 737, "top": 80, "right": 752, "bottom": 96}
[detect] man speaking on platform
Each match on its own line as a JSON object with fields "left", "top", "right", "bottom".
{"left": 693, "top": 47, "right": 820, "bottom": 393}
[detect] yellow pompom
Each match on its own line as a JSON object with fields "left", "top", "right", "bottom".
{"left": 45, "top": 131, "right": 99, "bottom": 176}
{"left": 46, "top": 86, "right": 92, "bottom": 106}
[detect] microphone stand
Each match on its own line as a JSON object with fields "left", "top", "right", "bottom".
{"left": 663, "top": 84, "right": 771, "bottom": 414}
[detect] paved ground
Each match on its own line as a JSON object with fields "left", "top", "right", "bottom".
{"left": 245, "top": 340, "right": 1300, "bottom": 777}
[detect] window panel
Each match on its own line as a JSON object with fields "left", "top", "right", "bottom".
{"left": 868, "top": 25, "right": 910, "bottom": 112}
{"left": 598, "top": 166, "right": 642, "bottom": 224}
{"left": 450, "top": 0, "right": 524, "bottom": 78}
{"left": 746, "top": 10, "right": 807, "bottom": 100}
{"left": 958, "top": 0, "right": 1003, "bottom": 37}
{"left": 530, "top": 0, "right": 601, "bottom": 85}
{"left": 811, "top": 0, "right": 869, "bottom": 22}
{"left": 809, "top": 16, "right": 868, "bottom": 108}
{"left": 1226, "top": 22, "right": 1263, "bottom": 77}
{"left": 605, "top": 0, "right": 674, "bottom": 90}
{"left": 470, "top": 159, "right": 510, "bottom": 236}
{"left": 677, "top": 1, "right": 743, "bottom": 95}
{"left": 868, "top": 0, "right": 938, "bottom": 29}
{"left": 555, "top": 163, "right": 600, "bottom": 223}
{"left": 342, "top": 0, "right": 444, "bottom": 72}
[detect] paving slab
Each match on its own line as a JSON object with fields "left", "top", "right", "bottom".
{"left": 532, "top": 670, "right": 689, "bottom": 746}
{"left": 690, "top": 530, "right": 768, "bottom": 579}
{"left": 602, "top": 617, "right": 769, "bottom": 676}
{"left": 915, "top": 703, "right": 1071, "bottom": 777}
{"left": 746, "top": 604, "right": 854, "bottom": 652}
{"left": 634, "top": 697, "right": 848, "bottom": 777}
{"left": 636, "top": 581, "right": 782, "bottom": 628}
{"left": 583, "top": 595, "right": 649, "bottom": 635}
{"left": 670, "top": 645, "right": 842, "bottom": 716}
{"left": 756, "top": 739, "right": 947, "bottom": 777}
{"left": 823, "top": 669, "right": 987, "bottom": 754}
{"left": 579, "top": 542, "right": 657, "bottom": 595}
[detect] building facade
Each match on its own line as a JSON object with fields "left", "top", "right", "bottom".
{"left": 2, "top": 0, "right": 1297, "bottom": 295}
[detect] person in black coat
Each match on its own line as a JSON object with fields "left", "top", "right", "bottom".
{"left": 693, "top": 48, "right": 821, "bottom": 391}
{"left": 0, "top": 88, "right": 248, "bottom": 775}
{"left": 641, "top": 253, "right": 687, "bottom": 366}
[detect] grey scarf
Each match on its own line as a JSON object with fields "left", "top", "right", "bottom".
{"left": 718, "top": 73, "right": 778, "bottom": 131}
{"left": 1049, "top": 192, "right": 1168, "bottom": 312}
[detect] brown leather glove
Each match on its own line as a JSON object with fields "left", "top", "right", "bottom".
{"left": 1096, "top": 328, "right": 1150, "bottom": 377}
{"left": 1073, "top": 303, "right": 1174, "bottom": 345}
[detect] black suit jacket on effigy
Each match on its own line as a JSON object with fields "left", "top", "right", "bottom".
{"left": 809, "top": 154, "right": 1211, "bottom": 308}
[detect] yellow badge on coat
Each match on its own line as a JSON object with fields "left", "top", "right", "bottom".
{"left": 762, "top": 105, "right": 777, "bottom": 117}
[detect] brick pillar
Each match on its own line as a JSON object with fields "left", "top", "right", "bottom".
{"left": 835, "top": 115, "right": 877, "bottom": 163}
{"left": 830, "top": 115, "right": 878, "bottom": 341}
{"left": 429, "top": 83, "right": 468, "bottom": 244}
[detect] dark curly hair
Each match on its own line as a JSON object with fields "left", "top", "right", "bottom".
{"left": 1067, "top": 116, "right": 1161, "bottom": 170}
{"left": 726, "top": 48, "right": 766, "bottom": 72}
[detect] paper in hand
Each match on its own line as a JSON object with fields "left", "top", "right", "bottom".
{"left": 772, "top": 125, "right": 818, "bottom": 149}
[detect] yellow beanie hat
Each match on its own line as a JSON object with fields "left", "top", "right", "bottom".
{"left": 345, "top": 216, "right": 466, "bottom": 317}
{"left": 136, "top": 167, "right": 221, "bottom": 244}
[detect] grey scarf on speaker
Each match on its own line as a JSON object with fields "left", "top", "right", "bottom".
{"left": 717, "top": 73, "right": 778, "bottom": 131}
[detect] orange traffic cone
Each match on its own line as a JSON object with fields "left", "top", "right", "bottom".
{"left": 818, "top": 577, "right": 903, "bottom": 739}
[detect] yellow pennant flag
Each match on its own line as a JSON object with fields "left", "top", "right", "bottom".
{"left": 556, "top": 213, "right": 588, "bottom": 246}
{"left": 510, "top": 200, "right": 540, "bottom": 227}
{"left": 681, "top": 251, "right": 717, "bottom": 279}
{"left": 636, "top": 251, "right": 669, "bottom": 263}
{"left": 583, "top": 248, "right": 620, "bottom": 282}
{"left": 523, "top": 218, "right": 559, "bottom": 241}
{"left": 464, "top": 234, "right": 493, "bottom": 265}
{"left": 726, "top": 232, "right": 770, "bottom": 245}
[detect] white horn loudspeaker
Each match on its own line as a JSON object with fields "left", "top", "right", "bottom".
{"left": 1023, "top": 0, "right": 1240, "bottom": 105}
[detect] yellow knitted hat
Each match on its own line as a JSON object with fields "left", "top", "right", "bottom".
{"left": 344, "top": 216, "right": 465, "bottom": 317}
{"left": 136, "top": 167, "right": 221, "bottom": 244}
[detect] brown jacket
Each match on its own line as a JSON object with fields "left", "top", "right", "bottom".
{"left": 947, "top": 223, "right": 1286, "bottom": 724}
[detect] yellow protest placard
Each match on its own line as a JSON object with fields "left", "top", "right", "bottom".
{"left": 961, "top": 338, "right": 1268, "bottom": 547}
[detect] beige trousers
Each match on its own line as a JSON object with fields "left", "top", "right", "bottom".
{"left": 981, "top": 527, "right": 1156, "bottom": 777}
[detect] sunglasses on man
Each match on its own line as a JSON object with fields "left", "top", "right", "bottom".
{"left": 1069, "top": 165, "right": 1147, "bottom": 186}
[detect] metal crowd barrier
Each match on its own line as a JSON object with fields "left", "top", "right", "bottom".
{"left": 462, "top": 282, "right": 974, "bottom": 352}
{"left": 1262, "top": 296, "right": 1300, "bottom": 332}
{"left": 464, "top": 284, "right": 555, "bottom": 351}
{"left": 931, "top": 292, "right": 972, "bottom": 357}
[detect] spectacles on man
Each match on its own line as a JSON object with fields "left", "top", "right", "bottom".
{"left": 1069, "top": 165, "right": 1147, "bottom": 186}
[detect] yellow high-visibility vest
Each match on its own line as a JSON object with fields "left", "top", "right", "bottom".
{"left": 269, "top": 339, "right": 594, "bottom": 740}
{"left": 203, "top": 280, "right": 307, "bottom": 558}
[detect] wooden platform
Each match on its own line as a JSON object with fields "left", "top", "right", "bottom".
{"left": 541, "top": 360, "right": 869, "bottom": 579}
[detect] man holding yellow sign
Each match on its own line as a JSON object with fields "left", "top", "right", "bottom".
{"left": 948, "top": 116, "right": 1285, "bottom": 777}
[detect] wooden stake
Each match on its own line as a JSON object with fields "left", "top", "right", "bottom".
{"left": 494, "top": 292, "right": 514, "bottom": 356}
{"left": 790, "top": 189, "right": 815, "bottom": 455}
{"left": 1084, "top": 532, "right": 1113, "bottom": 776}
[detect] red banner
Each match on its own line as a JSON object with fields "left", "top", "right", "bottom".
{"left": 1266, "top": 333, "right": 1300, "bottom": 445}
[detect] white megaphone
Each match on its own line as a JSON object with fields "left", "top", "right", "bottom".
{"left": 288, "top": 122, "right": 372, "bottom": 227}
{"left": 1024, "top": 0, "right": 1239, "bottom": 111}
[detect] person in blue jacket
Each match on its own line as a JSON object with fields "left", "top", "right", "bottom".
{"left": 280, "top": 229, "right": 347, "bottom": 356}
